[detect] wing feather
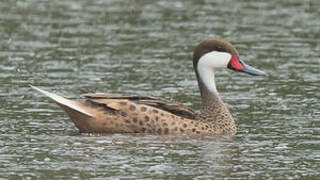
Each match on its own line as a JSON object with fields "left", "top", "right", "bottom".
{"left": 82, "top": 93, "right": 197, "bottom": 119}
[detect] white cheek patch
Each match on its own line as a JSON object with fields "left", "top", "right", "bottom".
{"left": 197, "top": 51, "right": 232, "bottom": 94}
{"left": 198, "top": 51, "right": 232, "bottom": 70}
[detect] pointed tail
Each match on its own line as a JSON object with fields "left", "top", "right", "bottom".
{"left": 30, "top": 85, "right": 93, "bottom": 117}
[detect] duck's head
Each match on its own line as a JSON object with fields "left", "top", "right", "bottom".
{"left": 193, "top": 39, "right": 266, "bottom": 97}
{"left": 193, "top": 39, "right": 266, "bottom": 76}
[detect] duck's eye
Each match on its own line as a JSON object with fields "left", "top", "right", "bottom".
{"left": 216, "top": 47, "right": 224, "bottom": 52}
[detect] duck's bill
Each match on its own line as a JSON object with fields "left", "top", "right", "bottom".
{"left": 228, "top": 57, "right": 267, "bottom": 76}
{"left": 240, "top": 61, "right": 266, "bottom": 76}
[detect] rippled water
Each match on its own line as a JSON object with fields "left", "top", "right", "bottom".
{"left": 1, "top": 0, "right": 319, "bottom": 179}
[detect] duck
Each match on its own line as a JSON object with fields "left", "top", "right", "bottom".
{"left": 31, "top": 39, "right": 266, "bottom": 135}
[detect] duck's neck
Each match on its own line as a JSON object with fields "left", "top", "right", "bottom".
{"left": 196, "top": 71, "right": 237, "bottom": 134}
{"left": 197, "top": 72, "right": 223, "bottom": 108}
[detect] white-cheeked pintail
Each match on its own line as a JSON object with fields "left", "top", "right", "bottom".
{"left": 31, "top": 39, "right": 266, "bottom": 135}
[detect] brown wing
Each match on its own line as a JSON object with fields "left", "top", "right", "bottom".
{"left": 81, "top": 93, "right": 197, "bottom": 120}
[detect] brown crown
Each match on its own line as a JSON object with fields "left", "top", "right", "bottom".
{"left": 193, "top": 39, "right": 239, "bottom": 69}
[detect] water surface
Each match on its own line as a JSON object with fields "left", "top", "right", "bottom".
{"left": 0, "top": 0, "right": 319, "bottom": 179}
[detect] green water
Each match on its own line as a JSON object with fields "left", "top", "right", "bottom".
{"left": 1, "top": 0, "right": 319, "bottom": 179}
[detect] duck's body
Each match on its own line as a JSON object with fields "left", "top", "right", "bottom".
{"left": 32, "top": 39, "right": 266, "bottom": 135}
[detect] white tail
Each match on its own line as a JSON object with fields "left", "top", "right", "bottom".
{"left": 30, "top": 85, "right": 93, "bottom": 117}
